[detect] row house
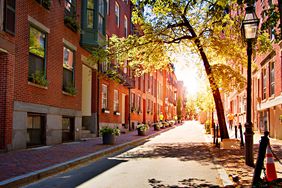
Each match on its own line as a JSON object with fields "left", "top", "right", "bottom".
{"left": 0, "top": 0, "right": 183, "bottom": 152}
{"left": 225, "top": 0, "right": 282, "bottom": 140}
{"left": 253, "top": 0, "right": 282, "bottom": 139}
{"left": 177, "top": 81, "right": 187, "bottom": 120}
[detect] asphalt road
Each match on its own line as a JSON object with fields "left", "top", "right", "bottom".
{"left": 23, "top": 121, "right": 223, "bottom": 188}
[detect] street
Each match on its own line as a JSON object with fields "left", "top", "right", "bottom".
{"left": 23, "top": 121, "right": 224, "bottom": 188}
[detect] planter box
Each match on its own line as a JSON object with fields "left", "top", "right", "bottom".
{"left": 102, "top": 133, "right": 116, "bottom": 145}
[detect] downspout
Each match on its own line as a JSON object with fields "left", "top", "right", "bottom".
{"left": 96, "top": 68, "right": 100, "bottom": 137}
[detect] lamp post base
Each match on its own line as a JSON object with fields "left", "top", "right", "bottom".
{"left": 245, "top": 122, "right": 254, "bottom": 167}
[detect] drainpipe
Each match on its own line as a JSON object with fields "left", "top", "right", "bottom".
{"left": 96, "top": 69, "right": 100, "bottom": 137}
{"left": 128, "top": 88, "right": 131, "bottom": 131}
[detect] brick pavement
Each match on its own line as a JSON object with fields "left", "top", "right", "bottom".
{"left": 0, "top": 126, "right": 173, "bottom": 186}
{"left": 209, "top": 130, "right": 282, "bottom": 187}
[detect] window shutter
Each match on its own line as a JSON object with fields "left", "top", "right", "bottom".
{"left": 5, "top": 0, "right": 16, "bottom": 34}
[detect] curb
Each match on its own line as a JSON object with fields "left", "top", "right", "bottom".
{"left": 203, "top": 131, "right": 234, "bottom": 187}
{"left": 0, "top": 127, "right": 173, "bottom": 188}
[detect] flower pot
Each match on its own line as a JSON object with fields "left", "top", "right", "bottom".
{"left": 102, "top": 133, "right": 116, "bottom": 145}
{"left": 154, "top": 124, "right": 160, "bottom": 131}
{"left": 137, "top": 129, "right": 146, "bottom": 136}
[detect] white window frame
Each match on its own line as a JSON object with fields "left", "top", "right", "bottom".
{"left": 115, "top": 2, "right": 120, "bottom": 27}
{"left": 269, "top": 62, "right": 275, "bottom": 96}
{"left": 106, "top": 0, "right": 109, "bottom": 15}
{"left": 114, "top": 90, "right": 119, "bottom": 111}
{"left": 102, "top": 84, "right": 108, "bottom": 109}
{"left": 124, "top": 15, "right": 128, "bottom": 37}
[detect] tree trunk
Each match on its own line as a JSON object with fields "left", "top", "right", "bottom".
{"left": 195, "top": 39, "right": 229, "bottom": 139}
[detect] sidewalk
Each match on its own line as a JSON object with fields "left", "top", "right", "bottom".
{"left": 0, "top": 125, "right": 176, "bottom": 188}
{"left": 208, "top": 126, "right": 282, "bottom": 186}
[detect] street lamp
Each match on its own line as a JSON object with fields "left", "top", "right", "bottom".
{"left": 241, "top": 4, "right": 259, "bottom": 167}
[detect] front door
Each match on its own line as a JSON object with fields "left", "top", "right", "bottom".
{"left": 27, "top": 113, "right": 46, "bottom": 147}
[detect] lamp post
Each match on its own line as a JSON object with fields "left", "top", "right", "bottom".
{"left": 241, "top": 3, "right": 259, "bottom": 167}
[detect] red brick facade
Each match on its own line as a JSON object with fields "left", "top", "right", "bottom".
{"left": 0, "top": 0, "right": 183, "bottom": 151}
{"left": 225, "top": 0, "right": 282, "bottom": 139}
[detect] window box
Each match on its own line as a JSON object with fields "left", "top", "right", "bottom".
{"left": 102, "top": 108, "right": 110, "bottom": 114}
{"left": 36, "top": 0, "right": 51, "bottom": 9}
{"left": 63, "top": 85, "right": 77, "bottom": 96}
{"left": 29, "top": 71, "right": 49, "bottom": 87}
{"left": 114, "top": 111, "right": 120, "bottom": 116}
{"left": 64, "top": 16, "right": 79, "bottom": 32}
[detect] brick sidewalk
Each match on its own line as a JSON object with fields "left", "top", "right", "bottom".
{"left": 209, "top": 131, "right": 282, "bottom": 187}
{"left": 0, "top": 126, "right": 174, "bottom": 186}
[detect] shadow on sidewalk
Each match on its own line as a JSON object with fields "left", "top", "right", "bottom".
{"left": 116, "top": 143, "right": 214, "bottom": 165}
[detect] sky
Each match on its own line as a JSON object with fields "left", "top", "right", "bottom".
{"left": 173, "top": 53, "right": 206, "bottom": 97}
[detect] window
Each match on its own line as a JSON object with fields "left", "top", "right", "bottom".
{"left": 87, "top": 0, "right": 94, "bottom": 29}
{"left": 98, "top": 0, "right": 105, "bottom": 34}
{"left": 269, "top": 27, "right": 275, "bottom": 40}
{"left": 114, "top": 90, "right": 119, "bottom": 111}
{"left": 269, "top": 62, "right": 275, "bottom": 96}
{"left": 0, "top": 0, "right": 3, "bottom": 31}
{"left": 4, "top": 0, "right": 16, "bottom": 34}
{"left": 101, "top": 61, "right": 108, "bottom": 72}
{"left": 106, "top": 0, "right": 109, "bottom": 15}
{"left": 137, "top": 95, "right": 141, "bottom": 111}
{"left": 262, "top": 68, "right": 267, "bottom": 100}
{"left": 102, "top": 84, "right": 108, "bottom": 109}
{"left": 123, "top": 60, "right": 128, "bottom": 74}
{"left": 124, "top": 16, "right": 128, "bottom": 37}
{"left": 27, "top": 113, "right": 45, "bottom": 147}
{"left": 65, "top": 0, "right": 76, "bottom": 16}
{"left": 131, "top": 93, "right": 135, "bottom": 110}
{"left": 36, "top": 0, "right": 51, "bottom": 9}
{"left": 115, "top": 2, "right": 120, "bottom": 27}
{"left": 63, "top": 46, "right": 75, "bottom": 92}
{"left": 29, "top": 26, "right": 47, "bottom": 82}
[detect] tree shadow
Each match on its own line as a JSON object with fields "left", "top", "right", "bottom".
{"left": 118, "top": 143, "right": 215, "bottom": 165}
{"left": 148, "top": 177, "right": 221, "bottom": 188}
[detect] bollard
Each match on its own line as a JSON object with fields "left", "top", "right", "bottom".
{"left": 252, "top": 131, "right": 269, "bottom": 186}
{"left": 235, "top": 125, "right": 238, "bottom": 139}
{"left": 215, "top": 124, "right": 219, "bottom": 147}
{"left": 212, "top": 122, "right": 215, "bottom": 144}
{"left": 239, "top": 123, "right": 244, "bottom": 146}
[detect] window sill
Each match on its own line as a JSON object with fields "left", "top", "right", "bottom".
{"left": 28, "top": 82, "right": 48, "bottom": 89}
{"left": 102, "top": 109, "right": 110, "bottom": 114}
{"left": 114, "top": 111, "right": 120, "bottom": 116}
{"left": 62, "top": 91, "right": 76, "bottom": 96}
{"left": 269, "top": 95, "right": 275, "bottom": 100}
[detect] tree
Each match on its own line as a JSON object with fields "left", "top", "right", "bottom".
{"left": 176, "top": 97, "right": 182, "bottom": 121}
{"left": 92, "top": 0, "right": 257, "bottom": 139}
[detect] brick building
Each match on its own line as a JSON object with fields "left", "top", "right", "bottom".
{"left": 0, "top": 0, "right": 183, "bottom": 151}
{"left": 225, "top": 0, "right": 282, "bottom": 139}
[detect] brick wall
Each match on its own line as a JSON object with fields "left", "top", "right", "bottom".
{"left": 14, "top": 0, "right": 83, "bottom": 110}
{"left": 0, "top": 52, "right": 14, "bottom": 151}
{"left": 99, "top": 78, "right": 129, "bottom": 124}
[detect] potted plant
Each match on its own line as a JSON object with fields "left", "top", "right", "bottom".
{"left": 99, "top": 126, "right": 120, "bottom": 145}
{"left": 137, "top": 123, "right": 149, "bottom": 136}
{"left": 153, "top": 122, "right": 162, "bottom": 131}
